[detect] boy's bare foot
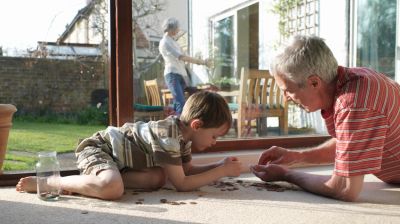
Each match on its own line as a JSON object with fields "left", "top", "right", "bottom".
{"left": 16, "top": 176, "right": 73, "bottom": 195}
{"left": 16, "top": 176, "right": 37, "bottom": 193}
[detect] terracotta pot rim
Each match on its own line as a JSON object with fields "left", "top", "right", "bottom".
{"left": 0, "top": 104, "right": 17, "bottom": 113}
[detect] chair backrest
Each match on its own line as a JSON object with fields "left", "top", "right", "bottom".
{"left": 238, "top": 67, "right": 286, "bottom": 111}
{"left": 161, "top": 89, "right": 174, "bottom": 106}
{"left": 144, "top": 79, "right": 162, "bottom": 106}
{"left": 236, "top": 67, "right": 289, "bottom": 137}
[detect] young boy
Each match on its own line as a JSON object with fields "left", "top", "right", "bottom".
{"left": 16, "top": 91, "right": 241, "bottom": 200}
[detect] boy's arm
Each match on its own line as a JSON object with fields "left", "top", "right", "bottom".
{"left": 164, "top": 157, "right": 241, "bottom": 191}
{"left": 182, "top": 160, "right": 222, "bottom": 175}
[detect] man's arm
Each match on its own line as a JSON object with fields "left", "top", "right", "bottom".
{"left": 252, "top": 163, "right": 364, "bottom": 201}
{"left": 299, "top": 138, "right": 337, "bottom": 165}
{"left": 284, "top": 170, "right": 364, "bottom": 201}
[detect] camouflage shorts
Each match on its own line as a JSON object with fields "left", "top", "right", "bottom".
{"left": 75, "top": 137, "right": 119, "bottom": 175}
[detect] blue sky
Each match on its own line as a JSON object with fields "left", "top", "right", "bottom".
{"left": 0, "top": 0, "right": 86, "bottom": 52}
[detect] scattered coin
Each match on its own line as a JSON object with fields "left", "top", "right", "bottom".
{"left": 128, "top": 178, "right": 298, "bottom": 208}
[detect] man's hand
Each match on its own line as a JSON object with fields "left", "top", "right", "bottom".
{"left": 250, "top": 164, "right": 289, "bottom": 182}
{"left": 258, "top": 146, "right": 301, "bottom": 166}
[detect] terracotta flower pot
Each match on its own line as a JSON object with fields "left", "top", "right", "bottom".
{"left": 0, "top": 104, "right": 17, "bottom": 174}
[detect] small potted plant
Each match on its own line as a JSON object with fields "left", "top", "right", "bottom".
{"left": 214, "top": 77, "right": 239, "bottom": 91}
{"left": 0, "top": 104, "right": 17, "bottom": 174}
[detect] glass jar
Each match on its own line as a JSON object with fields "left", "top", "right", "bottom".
{"left": 36, "top": 151, "right": 61, "bottom": 201}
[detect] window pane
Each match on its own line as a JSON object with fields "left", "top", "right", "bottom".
{"left": 196, "top": 1, "right": 325, "bottom": 138}
{"left": 212, "top": 16, "right": 235, "bottom": 85}
{"left": 356, "top": 0, "right": 396, "bottom": 79}
{"left": 0, "top": 0, "right": 109, "bottom": 173}
{"left": 131, "top": 0, "right": 327, "bottom": 139}
{"left": 133, "top": 0, "right": 326, "bottom": 139}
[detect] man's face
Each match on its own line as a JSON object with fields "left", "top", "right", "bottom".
{"left": 274, "top": 74, "right": 322, "bottom": 112}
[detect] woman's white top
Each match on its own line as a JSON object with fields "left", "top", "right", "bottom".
{"left": 159, "top": 33, "right": 189, "bottom": 85}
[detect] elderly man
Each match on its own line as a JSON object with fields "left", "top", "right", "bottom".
{"left": 251, "top": 35, "right": 400, "bottom": 201}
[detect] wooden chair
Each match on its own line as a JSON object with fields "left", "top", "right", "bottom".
{"left": 134, "top": 79, "right": 166, "bottom": 121}
{"left": 161, "top": 88, "right": 174, "bottom": 107}
{"left": 232, "top": 67, "right": 288, "bottom": 137}
{"left": 144, "top": 79, "right": 163, "bottom": 106}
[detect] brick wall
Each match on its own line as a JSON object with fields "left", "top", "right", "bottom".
{"left": 0, "top": 57, "right": 107, "bottom": 114}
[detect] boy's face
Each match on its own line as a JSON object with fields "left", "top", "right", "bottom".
{"left": 190, "top": 123, "right": 229, "bottom": 151}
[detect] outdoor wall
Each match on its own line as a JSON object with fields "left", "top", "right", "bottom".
{"left": 0, "top": 57, "right": 107, "bottom": 114}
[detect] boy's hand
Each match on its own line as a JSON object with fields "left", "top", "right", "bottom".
{"left": 221, "top": 156, "right": 241, "bottom": 177}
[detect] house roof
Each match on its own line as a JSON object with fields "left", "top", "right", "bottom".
{"left": 57, "top": 0, "right": 150, "bottom": 49}
{"left": 57, "top": 0, "right": 95, "bottom": 44}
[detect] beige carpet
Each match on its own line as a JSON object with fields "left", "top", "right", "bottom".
{"left": 1, "top": 165, "right": 399, "bottom": 224}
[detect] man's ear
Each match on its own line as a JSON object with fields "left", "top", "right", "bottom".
{"left": 190, "top": 119, "right": 203, "bottom": 130}
{"left": 307, "top": 75, "right": 321, "bottom": 88}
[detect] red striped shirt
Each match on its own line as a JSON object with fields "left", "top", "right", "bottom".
{"left": 322, "top": 66, "right": 400, "bottom": 183}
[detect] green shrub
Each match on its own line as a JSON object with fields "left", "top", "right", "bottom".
{"left": 14, "top": 102, "right": 108, "bottom": 125}
{"left": 75, "top": 104, "right": 108, "bottom": 125}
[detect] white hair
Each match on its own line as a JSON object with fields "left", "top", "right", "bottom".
{"left": 270, "top": 35, "right": 338, "bottom": 87}
{"left": 162, "top": 17, "right": 179, "bottom": 33}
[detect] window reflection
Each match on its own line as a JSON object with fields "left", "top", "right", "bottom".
{"left": 356, "top": 0, "right": 396, "bottom": 79}
{"left": 212, "top": 16, "right": 235, "bottom": 86}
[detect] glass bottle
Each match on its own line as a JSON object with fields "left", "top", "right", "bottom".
{"left": 36, "top": 151, "right": 61, "bottom": 201}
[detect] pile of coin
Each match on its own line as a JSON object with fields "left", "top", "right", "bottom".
{"left": 209, "top": 178, "right": 299, "bottom": 192}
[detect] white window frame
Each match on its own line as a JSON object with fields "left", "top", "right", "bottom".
{"left": 209, "top": 0, "right": 258, "bottom": 78}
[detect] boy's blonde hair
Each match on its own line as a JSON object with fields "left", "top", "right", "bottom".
{"left": 180, "top": 91, "right": 232, "bottom": 131}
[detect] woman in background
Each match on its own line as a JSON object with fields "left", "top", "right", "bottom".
{"left": 159, "top": 17, "right": 211, "bottom": 115}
